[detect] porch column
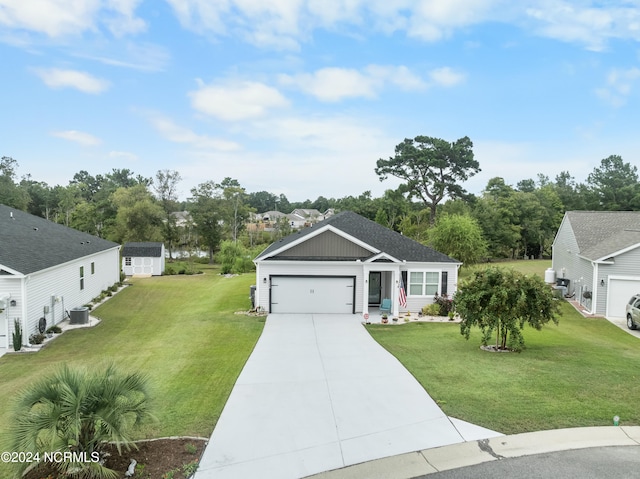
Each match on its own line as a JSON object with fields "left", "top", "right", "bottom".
{"left": 392, "top": 269, "right": 400, "bottom": 318}
{"left": 362, "top": 264, "right": 369, "bottom": 318}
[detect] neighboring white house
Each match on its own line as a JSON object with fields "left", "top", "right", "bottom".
{"left": 254, "top": 211, "right": 461, "bottom": 317}
{"left": 552, "top": 211, "right": 640, "bottom": 320}
{"left": 121, "top": 242, "right": 165, "bottom": 276}
{"left": 0, "top": 204, "right": 121, "bottom": 349}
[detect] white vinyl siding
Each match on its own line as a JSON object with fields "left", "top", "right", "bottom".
{"left": 22, "top": 247, "right": 120, "bottom": 341}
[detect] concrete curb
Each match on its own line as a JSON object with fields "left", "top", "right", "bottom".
{"left": 305, "top": 426, "right": 640, "bottom": 479}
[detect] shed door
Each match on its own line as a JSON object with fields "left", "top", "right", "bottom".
{"left": 133, "top": 257, "right": 154, "bottom": 275}
{"left": 270, "top": 276, "right": 355, "bottom": 314}
{"left": 607, "top": 278, "right": 640, "bottom": 319}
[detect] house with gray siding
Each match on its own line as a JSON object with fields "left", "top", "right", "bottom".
{"left": 552, "top": 211, "right": 640, "bottom": 320}
{"left": 0, "top": 205, "right": 120, "bottom": 349}
{"left": 254, "top": 211, "right": 461, "bottom": 317}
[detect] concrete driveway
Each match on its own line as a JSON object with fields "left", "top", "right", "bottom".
{"left": 194, "top": 314, "right": 501, "bottom": 479}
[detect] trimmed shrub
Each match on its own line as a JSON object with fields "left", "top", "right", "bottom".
{"left": 29, "top": 333, "right": 46, "bottom": 345}
{"left": 421, "top": 304, "right": 440, "bottom": 316}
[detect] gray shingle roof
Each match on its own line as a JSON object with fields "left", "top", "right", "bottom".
{"left": 121, "top": 242, "right": 164, "bottom": 257}
{"left": 256, "top": 210, "right": 459, "bottom": 263}
{"left": 566, "top": 211, "right": 640, "bottom": 260}
{"left": 0, "top": 204, "right": 120, "bottom": 275}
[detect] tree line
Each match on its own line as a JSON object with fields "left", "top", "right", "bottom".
{"left": 1, "top": 140, "right": 638, "bottom": 267}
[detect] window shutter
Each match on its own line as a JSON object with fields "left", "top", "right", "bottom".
{"left": 402, "top": 271, "right": 408, "bottom": 290}
{"left": 441, "top": 271, "right": 448, "bottom": 295}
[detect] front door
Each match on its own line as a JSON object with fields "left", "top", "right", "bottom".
{"left": 368, "top": 272, "right": 381, "bottom": 305}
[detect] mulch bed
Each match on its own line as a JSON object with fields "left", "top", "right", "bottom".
{"left": 22, "top": 438, "right": 207, "bottom": 479}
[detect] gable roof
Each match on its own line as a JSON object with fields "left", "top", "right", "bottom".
{"left": 564, "top": 211, "right": 640, "bottom": 260}
{"left": 256, "top": 210, "right": 459, "bottom": 263}
{"left": 0, "top": 204, "right": 120, "bottom": 275}
{"left": 122, "top": 242, "right": 164, "bottom": 257}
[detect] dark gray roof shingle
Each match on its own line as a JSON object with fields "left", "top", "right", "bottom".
{"left": 256, "top": 210, "right": 459, "bottom": 263}
{"left": 566, "top": 211, "right": 640, "bottom": 260}
{"left": 0, "top": 204, "right": 120, "bottom": 275}
{"left": 121, "top": 242, "right": 164, "bottom": 257}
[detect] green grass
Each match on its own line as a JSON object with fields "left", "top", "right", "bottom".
{"left": 2, "top": 257, "right": 637, "bottom": 476}
{"left": 0, "top": 265, "right": 262, "bottom": 477}
{"left": 460, "top": 259, "right": 552, "bottom": 281}
{"left": 368, "top": 259, "right": 640, "bottom": 435}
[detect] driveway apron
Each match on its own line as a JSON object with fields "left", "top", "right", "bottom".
{"left": 194, "top": 314, "right": 501, "bottom": 479}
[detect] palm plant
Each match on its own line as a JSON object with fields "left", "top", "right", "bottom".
{"left": 11, "top": 363, "right": 153, "bottom": 479}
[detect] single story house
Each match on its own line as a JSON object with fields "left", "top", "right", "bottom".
{"left": 121, "top": 242, "right": 165, "bottom": 276}
{"left": 552, "top": 211, "right": 640, "bottom": 319}
{"left": 254, "top": 211, "right": 461, "bottom": 317}
{"left": 0, "top": 204, "right": 120, "bottom": 349}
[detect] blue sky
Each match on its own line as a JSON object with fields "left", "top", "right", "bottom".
{"left": 2, "top": 1, "right": 640, "bottom": 202}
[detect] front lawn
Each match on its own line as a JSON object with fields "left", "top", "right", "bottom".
{"left": 0, "top": 265, "right": 261, "bottom": 477}
{"left": 368, "top": 260, "right": 640, "bottom": 435}
{"left": 3, "top": 258, "right": 638, "bottom": 475}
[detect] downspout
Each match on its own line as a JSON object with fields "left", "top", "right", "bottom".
{"left": 21, "top": 275, "right": 28, "bottom": 347}
{"left": 591, "top": 262, "right": 598, "bottom": 315}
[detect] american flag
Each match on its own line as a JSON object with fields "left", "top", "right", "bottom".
{"left": 399, "top": 276, "right": 407, "bottom": 308}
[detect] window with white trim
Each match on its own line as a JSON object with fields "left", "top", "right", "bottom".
{"left": 408, "top": 271, "right": 440, "bottom": 296}
{"left": 125, "top": 257, "right": 132, "bottom": 266}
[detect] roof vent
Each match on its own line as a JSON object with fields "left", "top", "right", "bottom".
{"left": 33, "top": 227, "right": 38, "bottom": 231}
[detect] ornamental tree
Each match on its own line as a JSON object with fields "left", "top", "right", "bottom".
{"left": 375, "top": 135, "right": 479, "bottom": 225}
{"left": 455, "top": 267, "right": 560, "bottom": 351}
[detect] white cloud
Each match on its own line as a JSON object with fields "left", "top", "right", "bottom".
{"left": 0, "top": 0, "right": 99, "bottom": 37}
{"left": 189, "top": 80, "right": 289, "bottom": 121}
{"left": 177, "top": 112, "right": 399, "bottom": 200}
{"left": 165, "top": 0, "right": 503, "bottom": 49}
{"left": 51, "top": 130, "right": 102, "bottom": 146}
{"left": 279, "top": 65, "right": 427, "bottom": 102}
{"left": 147, "top": 113, "right": 241, "bottom": 151}
{"left": 34, "top": 68, "right": 110, "bottom": 93}
{"left": 166, "top": 0, "right": 304, "bottom": 49}
{"left": 525, "top": 1, "right": 640, "bottom": 51}
{"left": 279, "top": 67, "right": 378, "bottom": 102}
{"left": 163, "top": 1, "right": 640, "bottom": 53}
{"left": 0, "top": 0, "right": 146, "bottom": 38}
{"left": 429, "top": 67, "right": 466, "bottom": 87}
{"left": 102, "top": 0, "right": 146, "bottom": 37}
{"left": 595, "top": 67, "right": 640, "bottom": 107}
{"left": 408, "top": 0, "right": 499, "bottom": 41}
{"left": 74, "top": 41, "right": 171, "bottom": 72}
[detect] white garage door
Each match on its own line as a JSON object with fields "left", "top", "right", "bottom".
{"left": 607, "top": 278, "right": 640, "bottom": 319}
{"left": 270, "top": 276, "right": 355, "bottom": 314}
